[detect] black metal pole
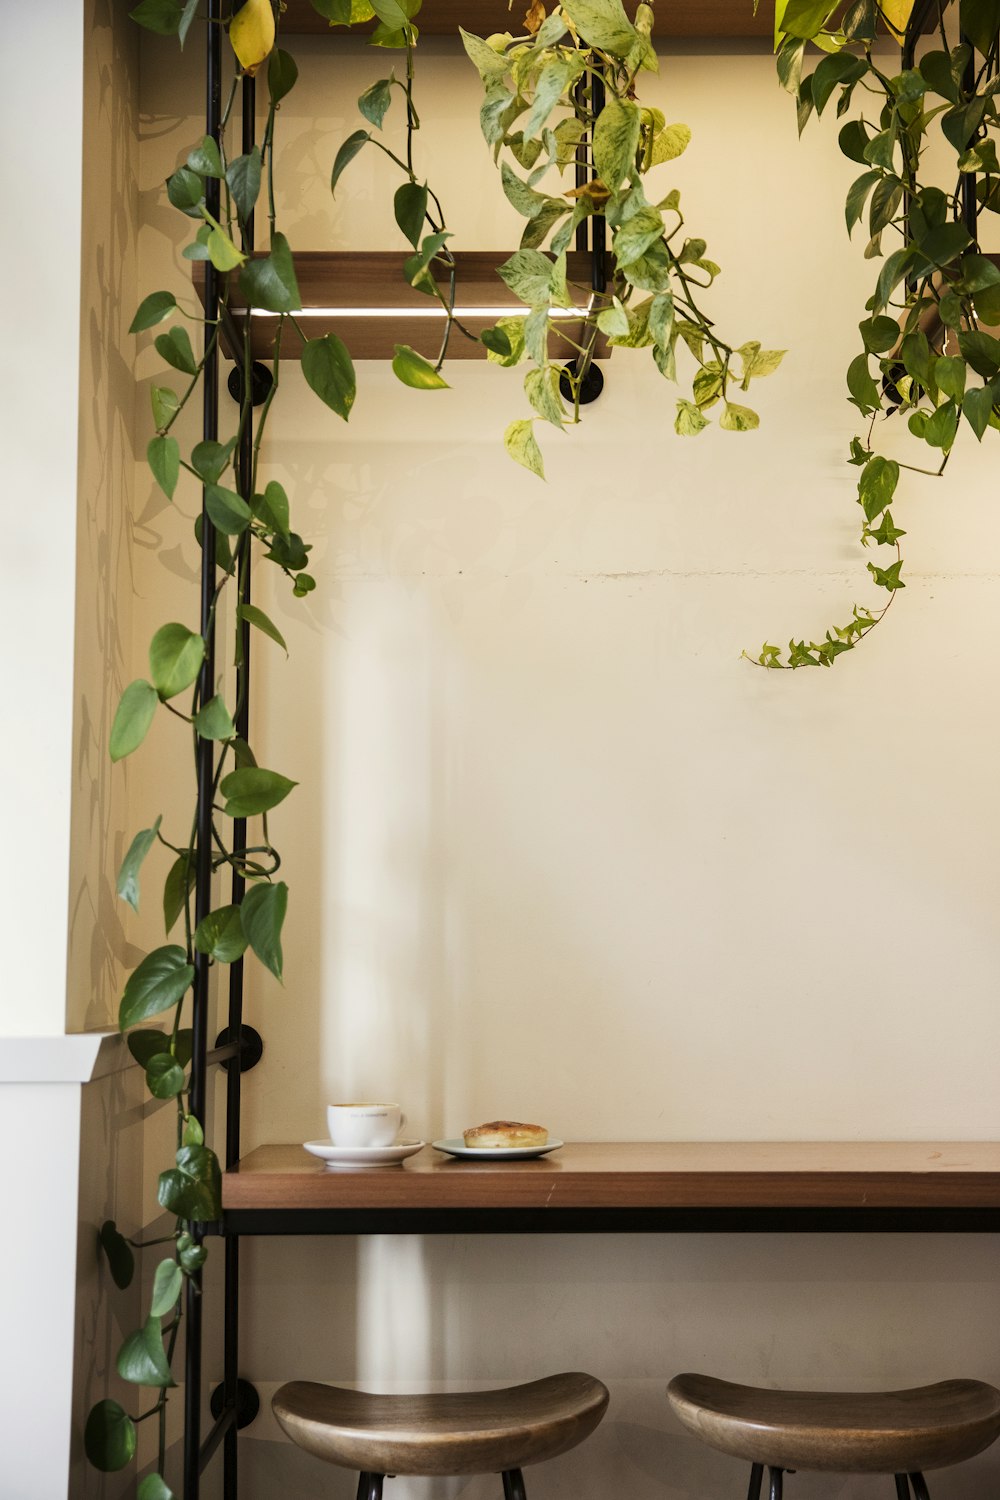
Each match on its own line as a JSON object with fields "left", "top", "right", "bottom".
{"left": 222, "top": 62, "right": 257, "bottom": 1500}
{"left": 574, "top": 76, "right": 588, "bottom": 253}
{"left": 185, "top": 2, "right": 222, "bottom": 1495}
{"left": 961, "top": 36, "right": 978, "bottom": 240}
{"left": 591, "top": 71, "right": 607, "bottom": 296}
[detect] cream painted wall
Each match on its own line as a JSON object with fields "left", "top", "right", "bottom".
{"left": 0, "top": 2, "right": 83, "bottom": 1034}
{"left": 129, "top": 27, "right": 1000, "bottom": 1500}
{"left": 68, "top": 0, "right": 142, "bottom": 1034}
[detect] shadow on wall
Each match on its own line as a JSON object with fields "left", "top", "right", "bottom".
{"left": 68, "top": 0, "right": 143, "bottom": 1033}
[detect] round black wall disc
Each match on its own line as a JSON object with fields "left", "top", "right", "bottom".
{"left": 558, "top": 360, "right": 605, "bottom": 405}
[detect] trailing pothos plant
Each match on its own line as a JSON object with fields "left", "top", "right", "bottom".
{"left": 751, "top": 0, "right": 1000, "bottom": 668}
{"left": 85, "top": 0, "right": 356, "bottom": 1490}
{"left": 317, "top": 0, "right": 477, "bottom": 384}
{"left": 462, "top": 0, "right": 786, "bottom": 477}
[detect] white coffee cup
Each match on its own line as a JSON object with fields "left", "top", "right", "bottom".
{"left": 327, "top": 1102, "right": 406, "bottom": 1148}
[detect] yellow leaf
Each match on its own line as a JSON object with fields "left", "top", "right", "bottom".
{"left": 651, "top": 123, "right": 691, "bottom": 166}
{"left": 880, "top": 0, "right": 916, "bottom": 41}
{"left": 564, "top": 178, "right": 611, "bottom": 203}
{"left": 523, "top": 0, "right": 546, "bottom": 33}
{"left": 229, "top": 0, "right": 275, "bottom": 75}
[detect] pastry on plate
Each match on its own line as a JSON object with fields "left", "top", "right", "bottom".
{"left": 462, "top": 1120, "right": 548, "bottom": 1148}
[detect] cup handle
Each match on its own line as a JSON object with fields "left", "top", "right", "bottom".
{"left": 399, "top": 1111, "right": 407, "bottom": 1136}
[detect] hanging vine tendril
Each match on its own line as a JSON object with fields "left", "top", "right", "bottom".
{"left": 750, "top": 0, "right": 1000, "bottom": 668}
{"left": 86, "top": 0, "right": 356, "bottom": 1487}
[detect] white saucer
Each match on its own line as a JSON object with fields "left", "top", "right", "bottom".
{"left": 303, "top": 1139, "right": 424, "bottom": 1169}
{"left": 432, "top": 1138, "right": 564, "bottom": 1161}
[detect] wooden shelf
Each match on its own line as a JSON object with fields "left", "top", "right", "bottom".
{"left": 195, "top": 250, "right": 612, "bottom": 362}
{"left": 224, "top": 1141, "right": 1000, "bottom": 1214}
{"left": 281, "top": 0, "right": 773, "bottom": 38}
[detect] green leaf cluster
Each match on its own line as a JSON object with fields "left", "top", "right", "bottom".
{"left": 759, "top": 0, "right": 1000, "bottom": 668}
{"left": 95, "top": 9, "right": 319, "bottom": 1489}
{"left": 463, "top": 0, "right": 783, "bottom": 474}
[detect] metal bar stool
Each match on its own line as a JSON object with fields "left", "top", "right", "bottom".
{"left": 273, "top": 1371, "right": 609, "bottom": 1497}
{"left": 668, "top": 1373, "right": 1000, "bottom": 1498}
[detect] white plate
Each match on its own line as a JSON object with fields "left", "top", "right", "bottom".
{"left": 303, "top": 1139, "right": 425, "bottom": 1169}
{"left": 432, "top": 1138, "right": 564, "bottom": 1161}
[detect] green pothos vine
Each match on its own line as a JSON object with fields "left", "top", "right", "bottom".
{"left": 752, "top": 0, "right": 1000, "bottom": 667}
{"left": 85, "top": 0, "right": 348, "bottom": 1488}
{"left": 88, "top": 0, "right": 463, "bottom": 1486}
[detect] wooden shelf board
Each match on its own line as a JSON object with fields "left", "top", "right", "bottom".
{"left": 223, "top": 1141, "right": 1000, "bottom": 1212}
{"left": 281, "top": 0, "right": 774, "bottom": 38}
{"left": 195, "top": 250, "right": 611, "bottom": 362}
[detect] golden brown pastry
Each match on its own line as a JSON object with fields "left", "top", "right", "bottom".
{"left": 463, "top": 1120, "right": 548, "bottom": 1148}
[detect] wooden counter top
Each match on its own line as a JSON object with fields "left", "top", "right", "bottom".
{"left": 223, "top": 1142, "right": 1000, "bottom": 1214}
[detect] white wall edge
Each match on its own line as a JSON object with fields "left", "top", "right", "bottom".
{"left": 0, "top": 1030, "right": 129, "bottom": 1085}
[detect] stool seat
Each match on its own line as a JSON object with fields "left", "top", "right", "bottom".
{"left": 667, "top": 1373, "right": 1000, "bottom": 1475}
{"left": 273, "top": 1372, "right": 609, "bottom": 1476}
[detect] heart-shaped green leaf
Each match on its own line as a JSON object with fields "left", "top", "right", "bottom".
{"left": 110, "top": 680, "right": 159, "bottom": 762}
{"left": 187, "top": 135, "right": 224, "bottom": 177}
{"left": 394, "top": 182, "right": 428, "bottom": 248}
{"left": 593, "top": 97, "right": 641, "bottom": 190}
{"left": 117, "top": 1315, "right": 176, "bottom": 1388}
{"left": 251, "top": 480, "right": 291, "bottom": 538}
{"left": 194, "top": 694, "right": 235, "bottom": 741}
{"left": 162, "top": 854, "right": 196, "bottom": 934}
{"left": 238, "top": 603, "right": 288, "bottom": 654}
{"left": 84, "top": 1399, "right": 136, "bottom": 1471}
{"left": 130, "top": 0, "right": 183, "bottom": 35}
{"left": 138, "top": 1473, "right": 175, "bottom": 1500}
{"left": 145, "top": 1053, "right": 186, "bottom": 1099}
{"left": 148, "top": 435, "right": 180, "bottom": 500}
{"left": 220, "top": 767, "right": 297, "bottom": 817}
{"left": 158, "top": 1143, "right": 222, "bottom": 1221}
{"left": 503, "top": 418, "right": 545, "bottom": 478}
{"left": 392, "top": 345, "right": 449, "bottom": 390}
{"left": 150, "top": 1258, "right": 184, "bottom": 1318}
{"left": 149, "top": 623, "right": 205, "bottom": 699}
{"left": 119, "top": 946, "right": 194, "bottom": 1031}
{"left": 241, "top": 881, "right": 288, "bottom": 979}
{"left": 127, "top": 1028, "right": 193, "bottom": 1068}
{"left": 191, "top": 437, "right": 237, "bottom": 484}
{"left": 205, "top": 485, "right": 252, "bottom": 536}
{"left": 155, "top": 326, "right": 197, "bottom": 376}
{"left": 130, "top": 290, "right": 177, "bottom": 333}
{"left": 238, "top": 232, "right": 301, "bottom": 313}
{"left": 117, "top": 816, "right": 162, "bottom": 913}
{"left": 194, "top": 905, "right": 249, "bottom": 963}
{"left": 268, "top": 48, "right": 298, "bottom": 103}
{"left": 227, "top": 147, "right": 262, "bottom": 224}
{"left": 331, "top": 129, "right": 370, "bottom": 193}
{"left": 359, "top": 76, "right": 394, "bottom": 128}
{"left": 302, "top": 334, "right": 356, "bottom": 419}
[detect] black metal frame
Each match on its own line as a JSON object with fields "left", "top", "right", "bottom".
{"left": 353, "top": 1469, "right": 526, "bottom": 1500}
{"left": 748, "top": 1465, "right": 932, "bottom": 1499}
{"left": 181, "top": 5, "right": 999, "bottom": 1495}
{"left": 183, "top": 5, "right": 261, "bottom": 1493}
{"left": 214, "top": 1205, "right": 1000, "bottom": 1238}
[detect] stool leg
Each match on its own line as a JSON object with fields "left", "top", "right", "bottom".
{"left": 767, "top": 1468, "right": 783, "bottom": 1500}
{"left": 357, "top": 1475, "right": 371, "bottom": 1500}
{"left": 364, "top": 1476, "right": 384, "bottom": 1500}
{"left": 908, "top": 1476, "right": 931, "bottom": 1500}
{"left": 747, "top": 1463, "right": 764, "bottom": 1500}
{"left": 502, "top": 1470, "right": 528, "bottom": 1500}
{"left": 895, "top": 1477, "right": 910, "bottom": 1500}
